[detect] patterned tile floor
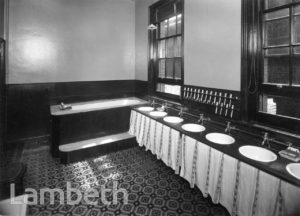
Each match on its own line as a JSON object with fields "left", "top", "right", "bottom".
{"left": 22, "top": 146, "right": 230, "bottom": 216}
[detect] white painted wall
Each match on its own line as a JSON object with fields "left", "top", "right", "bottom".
{"left": 135, "top": 0, "right": 241, "bottom": 91}
{"left": 135, "top": 0, "right": 157, "bottom": 81}
{"left": 184, "top": 0, "right": 241, "bottom": 91}
{"left": 8, "top": 0, "right": 135, "bottom": 84}
{"left": 8, "top": 0, "right": 241, "bottom": 90}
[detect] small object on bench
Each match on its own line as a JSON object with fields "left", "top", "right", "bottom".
{"left": 60, "top": 102, "right": 72, "bottom": 110}
{"left": 279, "top": 145, "right": 300, "bottom": 162}
{"left": 0, "top": 162, "right": 26, "bottom": 200}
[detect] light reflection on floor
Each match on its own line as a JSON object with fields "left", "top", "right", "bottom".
{"left": 22, "top": 145, "right": 230, "bottom": 216}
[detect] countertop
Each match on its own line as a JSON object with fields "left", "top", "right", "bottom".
{"left": 132, "top": 105, "right": 300, "bottom": 188}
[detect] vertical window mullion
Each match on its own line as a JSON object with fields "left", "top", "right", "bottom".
{"left": 290, "top": 6, "right": 293, "bottom": 86}
{"left": 175, "top": 4, "right": 178, "bottom": 34}
{"left": 164, "top": 38, "right": 166, "bottom": 78}
{"left": 262, "top": 11, "right": 266, "bottom": 87}
{"left": 173, "top": 3, "right": 176, "bottom": 79}
{"left": 167, "top": 19, "right": 169, "bottom": 37}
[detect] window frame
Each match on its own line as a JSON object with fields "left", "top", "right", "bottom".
{"left": 262, "top": 2, "right": 300, "bottom": 87}
{"left": 148, "top": 0, "right": 184, "bottom": 100}
{"left": 241, "top": 0, "right": 300, "bottom": 132}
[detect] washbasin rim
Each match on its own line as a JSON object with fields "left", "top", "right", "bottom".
{"left": 163, "top": 116, "right": 184, "bottom": 123}
{"left": 149, "top": 111, "right": 168, "bottom": 117}
{"left": 286, "top": 163, "right": 300, "bottom": 180}
{"left": 138, "top": 106, "right": 154, "bottom": 111}
{"left": 181, "top": 123, "right": 206, "bottom": 132}
{"left": 238, "top": 145, "right": 277, "bottom": 162}
{"left": 205, "top": 132, "right": 235, "bottom": 144}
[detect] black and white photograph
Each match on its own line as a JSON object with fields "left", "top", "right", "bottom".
{"left": 0, "top": 0, "right": 300, "bottom": 215}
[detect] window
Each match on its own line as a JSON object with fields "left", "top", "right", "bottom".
{"left": 260, "top": 1, "right": 300, "bottom": 119}
{"left": 149, "top": 0, "right": 184, "bottom": 98}
{"left": 242, "top": 0, "right": 300, "bottom": 131}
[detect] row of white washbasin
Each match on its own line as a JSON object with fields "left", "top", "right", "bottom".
{"left": 137, "top": 106, "right": 300, "bottom": 181}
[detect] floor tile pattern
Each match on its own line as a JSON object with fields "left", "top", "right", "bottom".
{"left": 22, "top": 146, "right": 230, "bottom": 216}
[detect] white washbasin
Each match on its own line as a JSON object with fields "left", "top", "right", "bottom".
{"left": 205, "top": 133, "right": 235, "bottom": 145}
{"left": 149, "top": 111, "right": 168, "bottom": 117}
{"left": 286, "top": 163, "right": 300, "bottom": 180}
{"left": 239, "top": 145, "right": 277, "bottom": 162}
{"left": 163, "top": 116, "right": 184, "bottom": 124}
{"left": 138, "top": 106, "right": 154, "bottom": 112}
{"left": 181, "top": 124, "right": 206, "bottom": 132}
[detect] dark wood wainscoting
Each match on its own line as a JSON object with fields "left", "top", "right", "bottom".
{"left": 6, "top": 80, "right": 147, "bottom": 148}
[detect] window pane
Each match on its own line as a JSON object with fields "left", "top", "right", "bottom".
{"left": 160, "top": 21, "right": 168, "bottom": 38}
{"left": 158, "top": 59, "right": 166, "bottom": 78}
{"left": 174, "top": 36, "right": 181, "bottom": 57}
{"left": 293, "top": 7, "right": 300, "bottom": 43}
{"left": 158, "top": 40, "right": 166, "bottom": 58}
{"left": 157, "top": 83, "right": 163, "bottom": 92}
{"left": 166, "top": 38, "right": 174, "bottom": 58}
{"left": 176, "top": 2, "right": 182, "bottom": 14}
{"left": 266, "top": 47, "right": 289, "bottom": 55}
{"left": 165, "top": 84, "right": 181, "bottom": 95}
{"left": 264, "top": 10, "right": 290, "bottom": 47}
{"left": 166, "top": 59, "right": 174, "bottom": 79}
{"left": 259, "top": 94, "right": 277, "bottom": 115}
{"left": 294, "top": 46, "right": 300, "bottom": 54}
{"left": 177, "top": 14, "right": 182, "bottom": 34}
{"left": 264, "top": 0, "right": 292, "bottom": 9}
{"left": 264, "top": 48, "right": 290, "bottom": 84}
{"left": 157, "top": 4, "right": 175, "bottom": 22}
{"left": 168, "top": 16, "right": 176, "bottom": 36}
{"left": 259, "top": 94, "right": 300, "bottom": 119}
{"left": 174, "top": 59, "right": 181, "bottom": 80}
{"left": 294, "top": 5, "right": 300, "bottom": 15}
{"left": 293, "top": 47, "right": 300, "bottom": 85}
{"left": 265, "top": 9, "right": 289, "bottom": 20}
{"left": 157, "top": 83, "right": 181, "bottom": 96}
